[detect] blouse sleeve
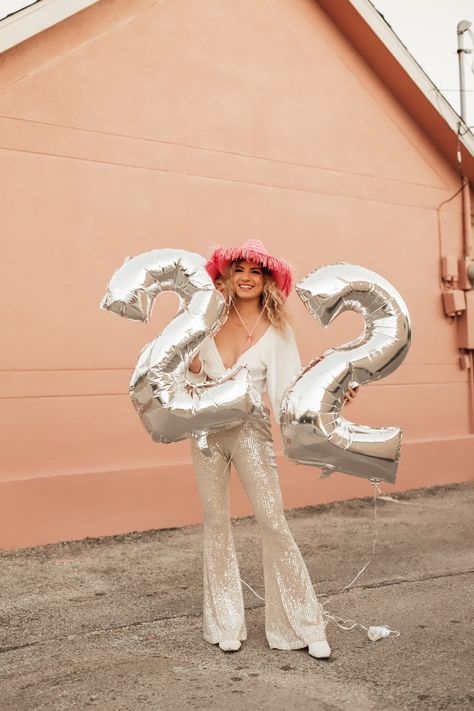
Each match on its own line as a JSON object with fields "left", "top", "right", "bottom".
{"left": 266, "top": 327, "right": 302, "bottom": 418}
{"left": 185, "top": 339, "right": 213, "bottom": 384}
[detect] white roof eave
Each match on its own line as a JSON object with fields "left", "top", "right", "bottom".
{"left": 0, "top": 0, "right": 101, "bottom": 54}
{"left": 349, "top": 0, "right": 474, "bottom": 157}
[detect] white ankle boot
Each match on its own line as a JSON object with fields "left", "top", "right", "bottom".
{"left": 218, "top": 640, "right": 241, "bottom": 652}
{"left": 308, "top": 641, "right": 331, "bottom": 659}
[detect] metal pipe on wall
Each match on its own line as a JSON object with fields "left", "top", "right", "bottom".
{"left": 457, "top": 20, "right": 471, "bottom": 123}
{"left": 456, "top": 21, "right": 474, "bottom": 431}
{"left": 461, "top": 178, "right": 473, "bottom": 261}
{"left": 456, "top": 21, "right": 473, "bottom": 263}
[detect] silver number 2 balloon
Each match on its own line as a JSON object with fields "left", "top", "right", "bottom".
{"left": 101, "top": 249, "right": 262, "bottom": 452}
{"left": 280, "top": 264, "right": 411, "bottom": 484}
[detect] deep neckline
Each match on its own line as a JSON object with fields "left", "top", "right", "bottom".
{"left": 212, "top": 325, "right": 273, "bottom": 371}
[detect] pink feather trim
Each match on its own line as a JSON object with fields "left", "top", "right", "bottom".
{"left": 205, "top": 241, "right": 294, "bottom": 298}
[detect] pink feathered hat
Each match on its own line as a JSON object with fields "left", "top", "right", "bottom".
{"left": 205, "top": 240, "right": 294, "bottom": 298}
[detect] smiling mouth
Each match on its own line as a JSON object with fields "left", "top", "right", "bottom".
{"left": 238, "top": 283, "right": 254, "bottom": 289}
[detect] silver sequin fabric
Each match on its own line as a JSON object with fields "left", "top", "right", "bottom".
{"left": 191, "top": 413, "right": 327, "bottom": 649}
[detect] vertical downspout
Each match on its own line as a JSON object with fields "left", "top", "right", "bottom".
{"left": 457, "top": 21, "right": 471, "bottom": 122}
{"left": 458, "top": 172, "right": 474, "bottom": 432}
{"left": 457, "top": 21, "right": 473, "bottom": 262}
{"left": 461, "top": 178, "right": 472, "bottom": 261}
{"left": 469, "top": 351, "right": 474, "bottom": 432}
{"left": 457, "top": 21, "right": 474, "bottom": 432}
{"left": 463, "top": 182, "right": 474, "bottom": 432}
{"left": 457, "top": 173, "right": 474, "bottom": 431}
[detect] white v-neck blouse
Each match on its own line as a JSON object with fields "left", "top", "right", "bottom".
{"left": 187, "top": 325, "right": 302, "bottom": 417}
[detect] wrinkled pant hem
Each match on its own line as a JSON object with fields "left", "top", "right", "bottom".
{"left": 267, "top": 636, "right": 327, "bottom": 650}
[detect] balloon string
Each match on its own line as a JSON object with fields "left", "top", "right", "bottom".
{"left": 240, "top": 577, "right": 265, "bottom": 601}
{"left": 322, "top": 613, "right": 400, "bottom": 637}
{"left": 317, "top": 479, "right": 401, "bottom": 637}
{"left": 206, "top": 345, "right": 391, "bottom": 637}
{"left": 321, "top": 478, "right": 380, "bottom": 607}
{"left": 323, "top": 614, "right": 368, "bottom": 632}
{"left": 240, "top": 477, "right": 399, "bottom": 638}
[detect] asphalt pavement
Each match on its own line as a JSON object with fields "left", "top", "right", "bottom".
{"left": 1, "top": 482, "right": 473, "bottom": 710}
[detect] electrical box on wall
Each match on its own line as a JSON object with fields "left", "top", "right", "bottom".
{"left": 458, "top": 290, "right": 474, "bottom": 349}
{"left": 442, "top": 290, "right": 466, "bottom": 317}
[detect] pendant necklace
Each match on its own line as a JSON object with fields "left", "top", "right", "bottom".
{"left": 232, "top": 298, "right": 268, "bottom": 356}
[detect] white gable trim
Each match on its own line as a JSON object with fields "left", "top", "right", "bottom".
{"left": 0, "top": 0, "right": 101, "bottom": 53}
{"left": 1, "top": 2, "right": 39, "bottom": 23}
{"left": 350, "top": 0, "right": 474, "bottom": 155}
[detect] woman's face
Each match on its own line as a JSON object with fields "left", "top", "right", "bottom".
{"left": 230, "top": 260, "right": 265, "bottom": 301}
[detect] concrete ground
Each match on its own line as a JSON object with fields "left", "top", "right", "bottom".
{"left": 1, "top": 482, "right": 473, "bottom": 711}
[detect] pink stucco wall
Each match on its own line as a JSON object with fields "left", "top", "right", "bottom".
{"left": 1, "top": 0, "right": 472, "bottom": 549}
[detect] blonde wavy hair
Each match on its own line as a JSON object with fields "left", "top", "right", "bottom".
{"left": 218, "top": 261, "right": 291, "bottom": 334}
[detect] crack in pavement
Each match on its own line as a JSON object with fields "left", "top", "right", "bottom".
{"left": 1, "top": 567, "right": 472, "bottom": 656}
{"left": 321, "top": 567, "right": 474, "bottom": 594}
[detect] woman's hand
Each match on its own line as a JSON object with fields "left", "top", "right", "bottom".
{"left": 343, "top": 386, "right": 359, "bottom": 406}
{"left": 188, "top": 354, "right": 202, "bottom": 375}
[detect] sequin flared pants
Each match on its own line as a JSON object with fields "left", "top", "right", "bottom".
{"left": 191, "top": 415, "right": 326, "bottom": 650}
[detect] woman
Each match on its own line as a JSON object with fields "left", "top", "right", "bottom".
{"left": 187, "top": 240, "right": 357, "bottom": 658}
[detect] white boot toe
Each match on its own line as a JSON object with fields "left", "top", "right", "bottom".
{"left": 308, "top": 641, "right": 331, "bottom": 659}
{"left": 218, "top": 640, "right": 241, "bottom": 652}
